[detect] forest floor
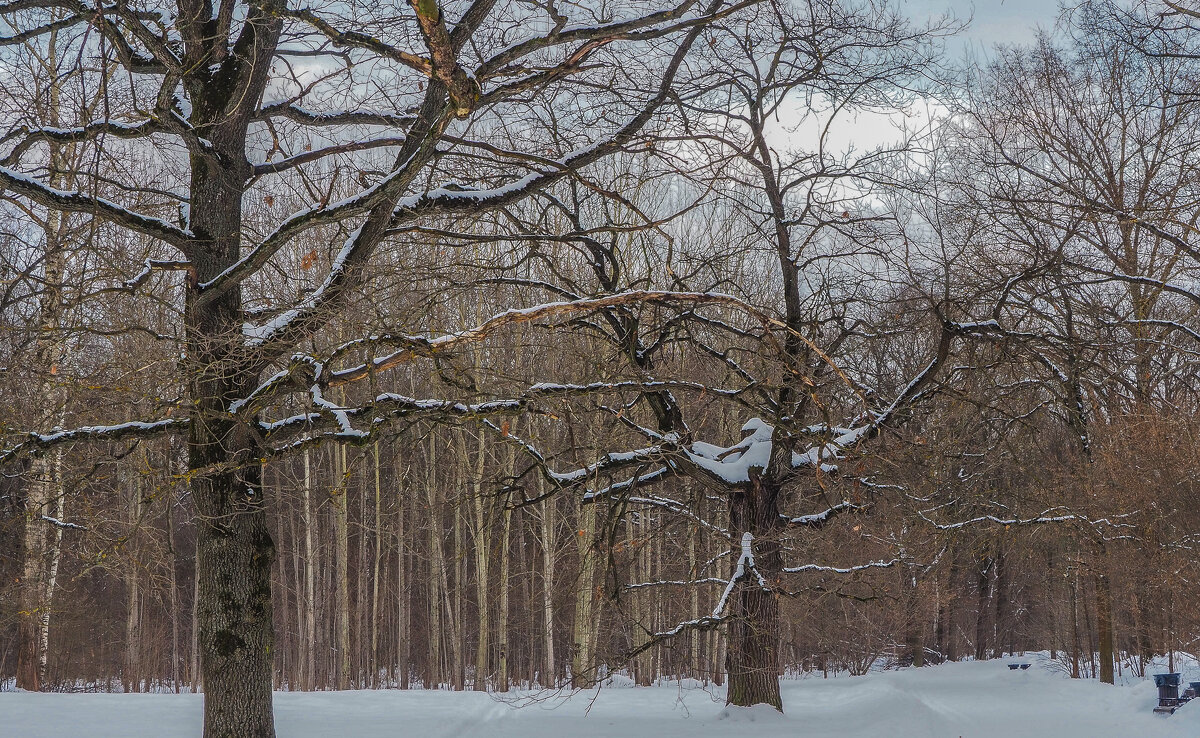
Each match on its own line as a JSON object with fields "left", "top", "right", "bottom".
{"left": 6, "top": 654, "right": 1200, "bottom": 737}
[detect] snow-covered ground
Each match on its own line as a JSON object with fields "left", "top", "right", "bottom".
{"left": 7, "top": 655, "right": 1200, "bottom": 737}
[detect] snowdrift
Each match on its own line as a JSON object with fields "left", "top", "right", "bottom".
{"left": 5, "top": 656, "right": 1200, "bottom": 737}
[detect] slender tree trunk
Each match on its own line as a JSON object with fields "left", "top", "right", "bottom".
{"left": 497, "top": 492, "right": 512, "bottom": 692}
{"left": 465, "top": 431, "right": 490, "bottom": 690}
{"left": 168, "top": 474, "right": 181, "bottom": 692}
{"left": 570, "top": 498, "right": 599, "bottom": 688}
{"left": 631, "top": 510, "right": 651, "bottom": 686}
{"left": 689, "top": 513, "right": 700, "bottom": 679}
{"left": 1096, "top": 570, "right": 1115, "bottom": 684}
{"left": 16, "top": 125, "right": 69, "bottom": 693}
{"left": 125, "top": 472, "right": 142, "bottom": 693}
{"left": 425, "top": 438, "right": 444, "bottom": 689}
{"left": 992, "top": 544, "right": 1008, "bottom": 659}
{"left": 540, "top": 482, "right": 556, "bottom": 687}
{"left": 974, "top": 550, "right": 992, "bottom": 662}
{"left": 1070, "top": 566, "right": 1081, "bottom": 679}
{"left": 332, "top": 445, "right": 351, "bottom": 690}
{"left": 395, "top": 457, "right": 410, "bottom": 689}
{"left": 357, "top": 450, "right": 368, "bottom": 687}
{"left": 371, "top": 443, "right": 383, "bottom": 688}
{"left": 302, "top": 450, "right": 316, "bottom": 691}
{"left": 451, "top": 475, "right": 465, "bottom": 691}
{"left": 288, "top": 501, "right": 303, "bottom": 688}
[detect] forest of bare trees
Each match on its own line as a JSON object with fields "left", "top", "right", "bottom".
{"left": 4, "top": 0, "right": 1200, "bottom": 736}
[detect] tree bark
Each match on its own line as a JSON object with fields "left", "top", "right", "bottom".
{"left": 974, "top": 550, "right": 993, "bottom": 662}
{"left": 497, "top": 489, "right": 512, "bottom": 691}
{"left": 570, "top": 499, "right": 599, "bottom": 688}
{"left": 539, "top": 478, "right": 556, "bottom": 687}
{"left": 332, "top": 445, "right": 351, "bottom": 690}
{"left": 465, "top": 431, "right": 491, "bottom": 690}
{"left": 1096, "top": 570, "right": 1115, "bottom": 684}
{"left": 185, "top": 65, "right": 281, "bottom": 729}
{"left": 725, "top": 475, "right": 783, "bottom": 711}
{"left": 371, "top": 443, "right": 383, "bottom": 688}
{"left": 302, "top": 450, "right": 316, "bottom": 691}
{"left": 16, "top": 110, "right": 69, "bottom": 693}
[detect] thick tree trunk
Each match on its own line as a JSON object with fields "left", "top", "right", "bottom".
{"left": 187, "top": 155, "right": 277, "bottom": 736}
{"left": 725, "top": 476, "right": 783, "bottom": 711}
{"left": 190, "top": 403, "right": 275, "bottom": 736}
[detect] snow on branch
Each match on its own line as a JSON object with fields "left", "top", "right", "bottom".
{"left": 711, "top": 532, "right": 770, "bottom": 615}
{"left": 916, "top": 506, "right": 1138, "bottom": 533}
{"left": 0, "top": 166, "right": 193, "bottom": 251}
{"left": 38, "top": 515, "right": 88, "bottom": 531}
{"left": 784, "top": 500, "right": 863, "bottom": 528}
{"left": 1, "top": 418, "right": 187, "bottom": 464}
{"left": 783, "top": 558, "right": 900, "bottom": 574}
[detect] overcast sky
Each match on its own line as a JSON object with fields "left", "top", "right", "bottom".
{"left": 765, "top": 3, "right": 1072, "bottom": 166}
{"left": 901, "top": 0, "right": 1066, "bottom": 51}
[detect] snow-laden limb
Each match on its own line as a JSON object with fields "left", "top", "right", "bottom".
{"left": 1123, "top": 318, "right": 1200, "bottom": 345}
{"left": 2, "top": 118, "right": 161, "bottom": 164}
{"left": 916, "top": 505, "right": 1138, "bottom": 533}
{"left": 242, "top": 225, "right": 365, "bottom": 347}
{"left": 556, "top": 443, "right": 678, "bottom": 485}
{"left": 626, "top": 530, "right": 765, "bottom": 659}
{"left": 685, "top": 418, "right": 774, "bottom": 484}
{"left": 783, "top": 558, "right": 900, "bottom": 574}
{"left": 38, "top": 515, "right": 88, "bottom": 531}
{"left": 712, "top": 532, "right": 770, "bottom": 616}
{"left": 579, "top": 467, "right": 672, "bottom": 500}
{"left": 119, "top": 259, "right": 191, "bottom": 291}
{"left": 1, "top": 418, "right": 188, "bottom": 463}
{"left": 255, "top": 102, "right": 418, "bottom": 130}
{"left": 308, "top": 384, "right": 368, "bottom": 440}
{"left": 259, "top": 392, "right": 528, "bottom": 452}
{"left": 680, "top": 327, "right": 955, "bottom": 484}
{"left": 0, "top": 166, "right": 193, "bottom": 250}
{"left": 784, "top": 500, "right": 863, "bottom": 528}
